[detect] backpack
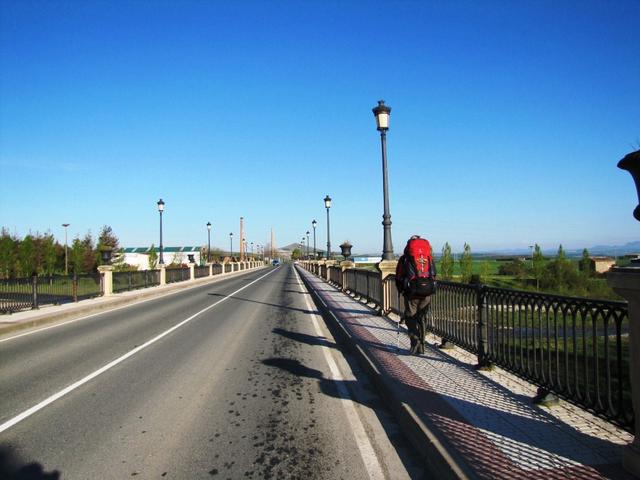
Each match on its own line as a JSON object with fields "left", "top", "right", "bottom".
{"left": 402, "top": 237, "right": 436, "bottom": 298}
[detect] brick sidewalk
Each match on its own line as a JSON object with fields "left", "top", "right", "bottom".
{"left": 297, "top": 266, "right": 635, "bottom": 480}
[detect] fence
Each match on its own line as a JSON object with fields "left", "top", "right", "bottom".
{"left": 113, "top": 270, "right": 161, "bottom": 293}
{"left": 301, "top": 263, "right": 633, "bottom": 432}
{"left": 194, "top": 266, "right": 210, "bottom": 279}
{"left": 344, "top": 269, "right": 383, "bottom": 307}
{"left": 0, "top": 273, "right": 103, "bottom": 313}
{"left": 166, "top": 267, "right": 190, "bottom": 284}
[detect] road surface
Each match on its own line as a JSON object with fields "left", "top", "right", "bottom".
{"left": 0, "top": 264, "right": 425, "bottom": 479}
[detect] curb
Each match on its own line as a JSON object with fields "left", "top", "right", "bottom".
{"left": 0, "top": 267, "right": 269, "bottom": 338}
{"left": 297, "top": 266, "right": 475, "bottom": 480}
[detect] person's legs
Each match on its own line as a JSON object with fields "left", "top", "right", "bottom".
{"left": 415, "top": 297, "right": 431, "bottom": 354}
{"left": 403, "top": 295, "right": 420, "bottom": 354}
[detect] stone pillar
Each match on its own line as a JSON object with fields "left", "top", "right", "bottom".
{"left": 159, "top": 265, "right": 166, "bottom": 286}
{"left": 208, "top": 263, "right": 213, "bottom": 277}
{"left": 324, "top": 260, "right": 335, "bottom": 281}
{"left": 189, "top": 263, "right": 195, "bottom": 281}
{"left": 340, "top": 260, "right": 354, "bottom": 292}
{"left": 377, "top": 260, "right": 397, "bottom": 313}
{"left": 608, "top": 267, "right": 640, "bottom": 477}
{"left": 98, "top": 265, "right": 114, "bottom": 297}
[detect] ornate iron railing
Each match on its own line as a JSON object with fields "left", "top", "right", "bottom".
{"left": 0, "top": 273, "right": 103, "bottom": 313}
{"left": 303, "top": 266, "right": 633, "bottom": 431}
{"left": 345, "top": 269, "right": 382, "bottom": 306}
{"left": 194, "top": 266, "right": 209, "bottom": 278}
{"left": 166, "top": 267, "right": 189, "bottom": 284}
{"left": 328, "top": 266, "right": 342, "bottom": 287}
{"left": 212, "top": 264, "right": 223, "bottom": 275}
{"left": 113, "top": 270, "right": 161, "bottom": 293}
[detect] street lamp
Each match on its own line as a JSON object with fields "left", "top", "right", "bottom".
{"left": 207, "top": 222, "right": 212, "bottom": 263}
{"left": 157, "top": 199, "right": 165, "bottom": 265}
{"left": 324, "top": 195, "right": 332, "bottom": 259}
{"left": 372, "top": 100, "right": 394, "bottom": 261}
{"left": 251, "top": 241, "right": 254, "bottom": 259}
{"left": 312, "top": 219, "right": 317, "bottom": 259}
{"left": 229, "top": 232, "right": 233, "bottom": 258}
{"left": 306, "top": 231, "right": 310, "bottom": 259}
{"left": 529, "top": 245, "right": 534, "bottom": 269}
{"left": 62, "top": 223, "right": 70, "bottom": 275}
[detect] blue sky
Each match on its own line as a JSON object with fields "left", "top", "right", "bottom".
{"left": 1, "top": 0, "right": 638, "bottom": 255}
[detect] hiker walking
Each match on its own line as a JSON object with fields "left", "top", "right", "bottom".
{"left": 395, "top": 235, "right": 437, "bottom": 355}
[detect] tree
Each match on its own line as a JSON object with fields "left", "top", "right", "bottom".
{"left": 291, "top": 248, "right": 302, "bottom": 260}
{"left": 97, "top": 225, "right": 120, "bottom": 266}
{"left": 42, "top": 234, "right": 57, "bottom": 276}
{"left": 70, "top": 237, "right": 84, "bottom": 274}
{"left": 579, "top": 248, "right": 593, "bottom": 277}
{"left": 439, "top": 242, "right": 454, "bottom": 280}
{"left": 19, "top": 235, "right": 36, "bottom": 277}
{"left": 148, "top": 244, "right": 158, "bottom": 270}
{"left": 81, "top": 232, "right": 95, "bottom": 273}
{"left": 479, "top": 260, "right": 491, "bottom": 283}
{"left": 531, "top": 244, "right": 544, "bottom": 290}
{"left": 459, "top": 243, "right": 473, "bottom": 283}
{"left": 540, "top": 244, "right": 585, "bottom": 295}
{"left": 498, "top": 259, "right": 526, "bottom": 278}
{"left": 0, "top": 228, "right": 17, "bottom": 279}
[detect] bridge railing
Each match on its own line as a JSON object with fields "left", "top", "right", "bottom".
{"left": 113, "top": 270, "right": 161, "bottom": 293}
{"left": 194, "top": 266, "right": 210, "bottom": 279}
{"left": 298, "top": 262, "right": 633, "bottom": 432}
{"left": 1, "top": 261, "right": 268, "bottom": 315}
{"left": 0, "top": 273, "right": 103, "bottom": 313}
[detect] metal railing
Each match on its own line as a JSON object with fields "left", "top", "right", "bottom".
{"left": 224, "top": 264, "right": 232, "bottom": 273}
{"left": 113, "top": 270, "right": 161, "bottom": 293}
{"left": 194, "top": 266, "right": 209, "bottom": 278}
{"left": 328, "top": 266, "right": 342, "bottom": 287}
{"left": 344, "top": 269, "right": 382, "bottom": 306}
{"left": 166, "top": 267, "right": 190, "bottom": 284}
{"left": 212, "top": 264, "right": 223, "bottom": 275}
{"left": 301, "top": 264, "right": 633, "bottom": 431}
{"left": 0, "top": 273, "right": 103, "bottom": 313}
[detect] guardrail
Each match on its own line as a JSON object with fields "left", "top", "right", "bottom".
{"left": 0, "top": 273, "right": 102, "bottom": 313}
{"left": 1, "top": 262, "right": 267, "bottom": 315}
{"left": 299, "top": 261, "right": 633, "bottom": 432}
{"left": 113, "top": 270, "right": 161, "bottom": 293}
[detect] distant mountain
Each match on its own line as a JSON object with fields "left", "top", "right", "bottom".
{"left": 578, "top": 241, "right": 640, "bottom": 257}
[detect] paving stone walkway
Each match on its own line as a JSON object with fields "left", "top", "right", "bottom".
{"left": 297, "top": 266, "right": 635, "bottom": 480}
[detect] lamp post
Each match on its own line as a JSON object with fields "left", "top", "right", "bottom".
{"left": 229, "top": 232, "right": 233, "bottom": 258}
{"left": 251, "top": 241, "right": 254, "bottom": 259}
{"left": 324, "top": 195, "right": 332, "bottom": 259}
{"left": 157, "top": 199, "right": 165, "bottom": 265}
{"left": 372, "top": 100, "right": 394, "bottom": 261}
{"left": 207, "top": 222, "right": 212, "bottom": 263}
{"left": 529, "top": 245, "right": 534, "bottom": 269}
{"left": 62, "top": 223, "right": 70, "bottom": 275}
{"left": 312, "top": 219, "right": 317, "bottom": 259}
{"left": 306, "top": 231, "right": 310, "bottom": 259}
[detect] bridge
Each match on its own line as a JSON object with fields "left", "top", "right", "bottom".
{"left": 0, "top": 261, "right": 637, "bottom": 479}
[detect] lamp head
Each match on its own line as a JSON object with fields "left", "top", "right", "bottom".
{"left": 372, "top": 100, "right": 391, "bottom": 131}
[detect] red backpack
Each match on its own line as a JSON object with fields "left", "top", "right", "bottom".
{"left": 400, "top": 236, "right": 437, "bottom": 298}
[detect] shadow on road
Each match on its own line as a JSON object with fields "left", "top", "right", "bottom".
{"left": 207, "top": 293, "right": 317, "bottom": 315}
{"left": 271, "top": 327, "right": 338, "bottom": 349}
{"left": 0, "top": 447, "right": 60, "bottom": 480}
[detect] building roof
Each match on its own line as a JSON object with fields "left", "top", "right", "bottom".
{"left": 123, "top": 246, "right": 200, "bottom": 253}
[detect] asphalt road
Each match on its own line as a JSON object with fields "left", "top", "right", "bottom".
{"left": 0, "top": 264, "right": 425, "bottom": 479}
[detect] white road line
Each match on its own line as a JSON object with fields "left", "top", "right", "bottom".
{"left": 0, "top": 268, "right": 266, "bottom": 344}
{"left": 0, "top": 267, "right": 278, "bottom": 435}
{"left": 293, "top": 265, "right": 385, "bottom": 480}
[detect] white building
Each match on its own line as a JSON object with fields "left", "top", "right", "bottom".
{"left": 122, "top": 246, "right": 202, "bottom": 270}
